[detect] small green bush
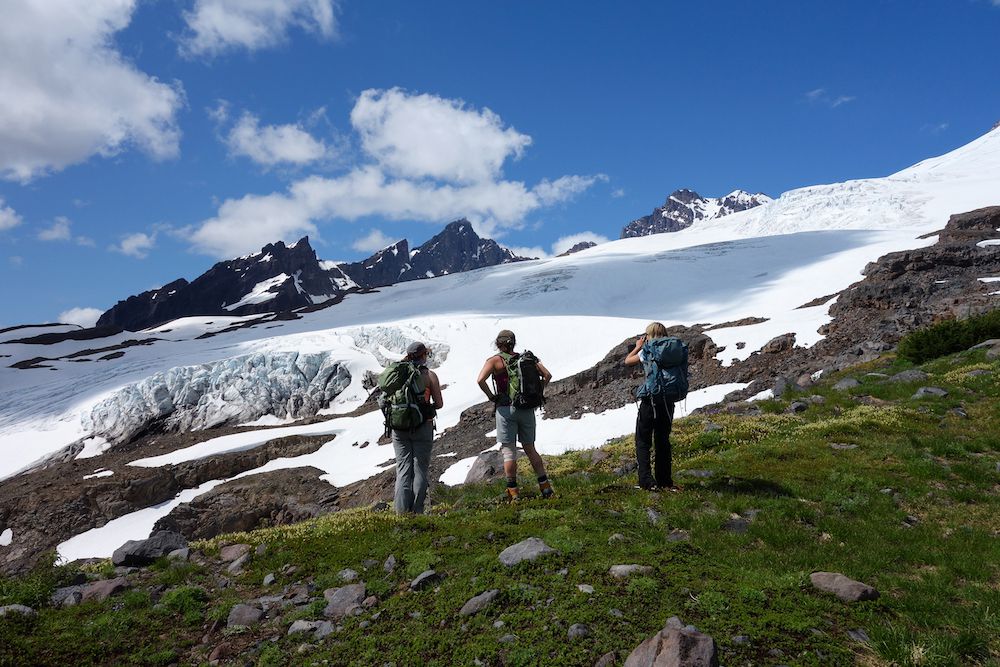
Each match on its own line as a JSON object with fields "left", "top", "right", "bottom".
{"left": 897, "top": 310, "right": 1000, "bottom": 363}
{"left": 161, "top": 586, "right": 207, "bottom": 625}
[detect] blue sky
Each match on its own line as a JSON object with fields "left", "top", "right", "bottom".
{"left": 2, "top": 0, "right": 999, "bottom": 327}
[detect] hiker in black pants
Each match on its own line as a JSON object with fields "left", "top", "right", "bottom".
{"left": 624, "top": 322, "right": 681, "bottom": 492}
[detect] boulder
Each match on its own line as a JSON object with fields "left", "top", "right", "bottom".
{"left": 288, "top": 619, "right": 334, "bottom": 639}
{"left": 219, "top": 543, "right": 251, "bottom": 563}
{"left": 167, "top": 547, "right": 190, "bottom": 561}
{"left": 263, "top": 573, "right": 276, "bottom": 586}
{"left": 809, "top": 572, "right": 879, "bottom": 602}
{"left": 833, "top": 378, "right": 860, "bottom": 390}
{"left": 323, "top": 583, "right": 366, "bottom": 619}
{"left": 609, "top": 564, "right": 653, "bottom": 579}
{"left": 913, "top": 386, "right": 948, "bottom": 399}
{"left": 459, "top": 589, "right": 499, "bottom": 616}
{"left": 889, "top": 369, "right": 928, "bottom": 384}
{"left": 111, "top": 530, "right": 187, "bottom": 567}
{"left": 51, "top": 585, "right": 85, "bottom": 607}
{"left": 0, "top": 604, "right": 36, "bottom": 618}
{"left": 595, "top": 652, "right": 617, "bottom": 667}
{"left": 787, "top": 401, "right": 808, "bottom": 414}
{"left": 226, "top": 553, "right": 250, "bottom": 575}
{"left": 410, "top": 570, "right": 442, "bottom": 590}
{"left": 568, "top": 623, "right": 591, "bottom": 640}
{"left": 762, "top": 333, "right": 796, "bottom": 354}
{"left": 338, "top": 568, "right": 358, "bottom": 582}
{"left": 625, "top": 616, "right": 719, "bottom": 666}
{"left": 226, "top": 603, "right": 263, "bottom": 627}
{"left": 82, "top": 576, "right": 130, "bottom": 602}
{"left": 498, "top": 537, "right": 557, "bottom": 566}
{"left": 464, "top": 450, "right": 507, "bottom": 484}
{"left": 383, "top": 554, "right": 397, "bottom": 574}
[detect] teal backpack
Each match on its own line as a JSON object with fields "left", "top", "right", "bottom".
{"left": 377, "top": 361, "right": 428, "bottom": 433}
{"left": 637, "top": 337, "right": 689, "bottom": 401}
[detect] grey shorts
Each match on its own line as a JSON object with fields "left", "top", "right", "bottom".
{"left": 496, "top": 405, "right": 536, "bottom": 445}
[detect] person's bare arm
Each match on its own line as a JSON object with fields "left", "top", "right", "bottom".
{"left": 624, "top": 335, "right": 646, "bottom": 367}
{"left": 476, "top": 356, "right": 499, "bottom": 401}
{"left": 427, "top": 370, "right": 444, "bottom": 409}
{"left": 536, "top": 361, "right": 553, "bottom": 387}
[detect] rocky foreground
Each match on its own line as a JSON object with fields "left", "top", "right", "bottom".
{"left": 1, "top": 341, "right": 998, "bottom": 665}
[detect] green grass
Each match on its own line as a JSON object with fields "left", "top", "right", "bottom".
{"left": 1, "top": 349, "right": 999, "bottom": 666}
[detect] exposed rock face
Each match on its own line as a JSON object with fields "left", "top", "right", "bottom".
{"left": 625, "top": 616, "right": 719, "bottom": 666}
{"left": 98, "top": 238, "right": 352, "bottom": 331}
{"left": 111, "top": 530, "right": 187, "bottom": 566}
{"left": 84, "top": 351, "right": 351, "bottom": 445}
{"left": 98, "top": 220, "right": 529, "bottom": 331}
{"left": 621, "top": 189, "right": 771, "bottom": 238}
{"left": 153, "top": 467, "right": 340, "bottom": 539}
{"left": 558, "top": 241, "right": 597, "bottom": 257}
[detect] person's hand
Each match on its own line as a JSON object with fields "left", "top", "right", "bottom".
{"left": 634, "top": 335, "right": 646, "bottom": 349}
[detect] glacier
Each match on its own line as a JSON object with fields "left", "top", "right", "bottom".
{"left": 82, "top": 351, "right": 352, "bottom": 445}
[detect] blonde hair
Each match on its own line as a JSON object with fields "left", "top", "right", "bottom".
{"left": 645, "top": 321, "right": 668, "bottom": 339}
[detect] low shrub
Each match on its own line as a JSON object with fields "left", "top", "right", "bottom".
{"left": 897, "top": 310, "right": 1000, "bottom": 363}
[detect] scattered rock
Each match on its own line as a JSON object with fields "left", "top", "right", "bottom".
{"left": 459, "top": 589, "right": 499, "bottom": 617}
{"left": 609, "top": 608, "right": 624, "bottom": 618}
{"left": 807, "top": 394, "right": 826, "bottom": 404}
{"left": 81, "top": 577, "right": 130, "bottom": 603}
{"left": 0, "top": 604, "right": 36, "bottom": 618}
{"left": 731, "top": 634, "right": 750, "bottom": 645}
{"left": 608, "top": 533, "right": 626, "bottom": 544}
{"left": 786, "top": 401, "right": 808, "bottom": 414}
{"left": 254, "top": 543, "right": 267, "bottom": 557}
{"left": 410, "top": 570, "right": 441, "bottom": 590}
{"left": 323, "top": 583, "right": 366, "bottom": 619}
{"left": 913, "top": 386, "right": 948, "bottom": 399}
{"left": 498, "top": 537, "right": 557, "bottom": 566}
{"left": 703, "top": 422, "right": 723, "bottom": 433}
{"left": 111, "top": 530, "right": 187, "bottom": 567}
{"left": 383, "top": 555, "right": 397, "bottom": 574}
{"left": 966, "top": 369, "right": 992, "bottom": 377}
{"left": 51, "top": 585, "right": 85, "bottom": 607}
{"left": 666, "top": 529, "right": 690, "bottom": 543}
{"left": 568, "top": 623, "right": 590, "bottom": 640}
{"left": 625, "top": 616, "right": 719, "bottom": 666}
{"left": 288, "top": 620, "right": 334, "bottom": 639}
{"left": 219, "top": 543, "right": 251, "bottom": 563}
{"left": 609, "top": 564, "right": 653, "bottom": 579}
{"left": 577, "top": 584, "right": 595, "bottom": 594}
{"left": 362, "top": 558, "right": 379, "bottom": 569}
{"left": 889, "top": 369, "right": 928, "bottom": 384}
{"left": 226, "top": 603, "right": 263, "bottom": 628}
{"left": 493, "top": 620, "right": 505, "bottom": 629}
{"left": 594, "top": 652, "right": 616, "bottom": 667}
{"left": 338, "top": 568, "right": 358, "bottom": 582}
{"left": 362, "top": 595, "right": 378, "bottom": 608}
{"left": 464, "top": 451, "right": 507, "bottom": 484}
{"left": 209, "top": 642, "right": 234, "bottom": 662}
{"left": 809, "top": 572, "right": 879, "bottom": 602}
{"left": 949, "top": 407, "right": 969, "bottom": 418}
{"left": 833, "top": 378, "right": 860, "bottom": 390}
{"left": 829, "top": 443, "right": 858, "bottom": 451}
{"left": 646, "top": 508, "right": 661, "bottom": 524}
{"left": 226, "top": 553, "right": 250, "bottom": 575}
{"left": 903, "top": 515, "right": 920, "bottom": 527}
{"left": 847, "top": 628, "right": 870, "bottom": 643}
{"left": 498, "top": 634, "right": 517, "bottom": 644}
{"left": 167, "top": 547, "right": 190, "bottom": 561}
{"left": 263, "top": 573, "right": 276, "bottom": 586}
{"left": 969, "top": 339, "right": 1000, "bottom": 350}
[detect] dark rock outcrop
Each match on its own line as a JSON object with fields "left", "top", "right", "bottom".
{"left": 621, "top": 189, "right": 770, "bottom": 239}
{"left": 111, "top": 530, "right": 187, "bottom": 566}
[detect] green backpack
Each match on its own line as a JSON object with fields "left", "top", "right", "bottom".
{"left": 377, "top": 361, "right": 428, "bottom": 433}
{"left": 498, "top": 351, "right": 545, "bottom": 409}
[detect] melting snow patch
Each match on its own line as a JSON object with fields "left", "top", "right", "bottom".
{"left": 978, "top": 277, "right": 1000, "bottom": 283}
{"left": 75, "top": 436, "right": 110, "bottom": 460}
{"left": 0, "top": 528, "right": 12, "bottom": 547}
{"left": 436, "top": 452, "right": 457, "bottom": 458}
{"left": 976, "top": 239, "right": 1000, "bottom": 248}
{"left": 440, "top": 456, "right": 478, "bottom": 486}
{"left": 749, "top": 388, "right": 774, "bottom": 401}
{"left": 223, "top": 274, "right": 290, "bottom": 311}
{"left": 83, "top": 470, "right": 114, "bottom": 480}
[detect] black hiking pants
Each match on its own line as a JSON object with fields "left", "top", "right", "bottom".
{"left": 635, "top": 395, "right": 675, "bottom": 489}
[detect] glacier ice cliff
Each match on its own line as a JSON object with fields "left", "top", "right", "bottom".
{"left": 83, "top": 351, "right": 352, "bottom": 445}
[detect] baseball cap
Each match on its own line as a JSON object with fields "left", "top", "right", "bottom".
{"left": 405, "top": 341, "right": 428, "bottom": 357}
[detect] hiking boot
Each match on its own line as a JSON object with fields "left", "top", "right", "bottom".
{"left": 539, "top": 479, "right": 554, "bottom": 499}
{"left": 506, "top": 487, "right": 520, "bottom": 503}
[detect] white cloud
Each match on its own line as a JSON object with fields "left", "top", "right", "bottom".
{"left": 38, "top": 216, "right": 73, "bottom": 241}
{"left": 226, "top": 112, "right": 330, "bottom": 166}
{"left": 181, "top": 0, "right": 339, "bottom": 57}
{"left": 351, "top": 229, "right": 397, "bottom": 253}
{"left": 0, "top": 0, "right": 183, "bottom": 182}
{"left": 111, "top": 232, "right": 156, "bottom": 259}
{"left": 611, "top": 188, "right": 626, "bottom": 198}
{"left": 77, "top": 236, "right": 96, "bottom": 247}
{"left": 351, "top": 88, "right": 532, "bottom": 184}
{"left": 188, "top": 89, "right": 602, "bottom": 257}
{"left": 58, "top": 307, "right": 103, "bottom": 328}
{"left": 803, "top": 88, "right": 856, "bottom": 109}
{"left": 8, "top": 256, "right": 23, "bottom": 268}
{"left": 551, "top": 232, "right": 609, "bottom": 256}
{"left": 0, "top": 199, "right": 23, "bottom": 230}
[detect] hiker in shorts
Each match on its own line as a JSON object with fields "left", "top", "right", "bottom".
{"left": 392, "top": 341, "right": 443, "bottom": 514}
{"left": 624, "top": 322, "right": 681, "bottom": 492}
{"left": 476, "top": 329, "right": 554, "bottom": 501}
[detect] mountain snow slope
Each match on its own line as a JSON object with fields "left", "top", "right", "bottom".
{"left": 3, "top": 127, "right": 1000, "bottom": 560}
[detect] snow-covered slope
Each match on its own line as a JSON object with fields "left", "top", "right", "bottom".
{"left": 3, "top": 127, "right": 1000, "bottom": 559}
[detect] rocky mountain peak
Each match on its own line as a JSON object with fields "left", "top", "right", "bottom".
{"left": 621, "top": 188, "right": 771, "bottom": 239}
